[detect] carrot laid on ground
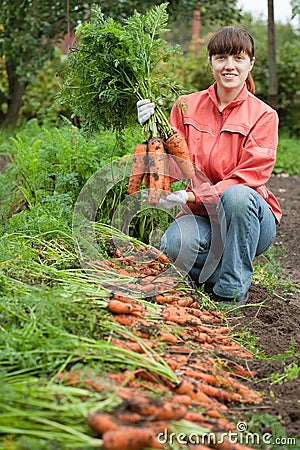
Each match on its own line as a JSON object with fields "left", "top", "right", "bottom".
{"left": 175, "top": 378, "right": 228, "bottom": 411}
{"left": 147, "top": 246, "right": 170, "bottom": 263}
{"left": 108, "top": 299, "right": 145, "bottom": 316}
{"left": 175, "top": 297, "right": 197, "bottom": 307}
{"left": 147, "top": 137, "right": 168, "bottom": 205}
{"left": 171, "top": 394, "right": 192, "bottom": 406}
{"left": 87, "top": 412, "right": 120, "bottom": 435}
{"left": 155, "top": 294, "right": 180, "bottom": 304}
{"left": 162, "top": 306, "right": 203, "bottom": 326}
{"left": 128, "top": 396, "right": 187, "bottom": 420}
{"left": 128, "top": 142, "right": 148, "bottom": 195}
{"left": 102, "top": 426, "right": 164, "bottom": 450}
{"left": 183, "top": 411, "right": 206, "bottom": 423}
{"left": 159, "top": 331, "right": 179, "bottom": 344}
{"left": 197, "top": 383, "right": 241, "bottom": 403}
{"left": 111, "top": 292, "right": 137, "bottom": 303}
{"left": 114, "top": 411, "right": 143, "bottom": 423}
{"left": 165, "top": 133, "right": 195, "bottom": 180}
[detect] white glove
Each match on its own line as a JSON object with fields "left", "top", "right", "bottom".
{"left": 158, "top": 190, "right": 188, "bottom": 208}
{"left": 137, "top": 99, "right": 155, "bottom": 126}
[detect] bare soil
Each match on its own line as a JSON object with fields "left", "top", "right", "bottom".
{"left": 229, "top": 174, "right": 300, "bottom": 439}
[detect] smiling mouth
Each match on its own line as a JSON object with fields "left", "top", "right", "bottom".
{"left": 222, "top": 73, "right": 237, "bottom": 78}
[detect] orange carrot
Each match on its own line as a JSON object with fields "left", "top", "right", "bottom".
{"left": 165, "top": 133, "right": 195, "bottom": 180}
{"left": 147, "top": 137, "right": 168, "bottom": 205}
{"left": 109, "top": 338, "right": 153, "bottom": 353}
{"left": 175, "top": 378, "right": 228, "bottom": 411}
{"left": 205, "top": 409, "right": 222, "bottom": 419}
{"left": 175, "top": 379, "right": 214, "bottom": 406}
{"left": 87, "top": 412, "right": 120, "bottom": 435}
{"left": 128, "top": 142, "right": 148, "bottom": 195}
{"left": 175, "top": 297, "right": 197, "bottom": 307}
{"left": 183, "top": 411, "right": 206, "bottom": 422}
{"left": 102, "top": 427, "right": 164, "bottom": 450}
{"left": 196, "top": 383, "right": 241, "bottom": 403}
{"left": 183, "top": 369, "right": 219, "bottom": 384}
{"left": 108, "top": 299, "right": 145, "bottom": 316}
{"left": 171, "top": 394, "right": 192, "bottom": 406}
{"left": 111, "top": 292, "right": 137, "bottom": 303}
{"left": 148, "top": 247, "right": 170, "bottom": 263}
{"left": 128, "top": 396, "right": 187, "bottom": 420}
{"left": 162, "top": 306, "right": 203, "bottom": 326}
{"left": 159, "top": 331, "right": 178, "bottom": 344}
{"left": 226, "top": 362, "right": 257, "bottom": 379}
{"left": 115, "top": 411, "right": 143, "bottom": 423}
{"left": 113, "top": 314, "right": 135, "bottom": 326}
{"left": 155, "top": 294, "right": 180, "bottom": 304}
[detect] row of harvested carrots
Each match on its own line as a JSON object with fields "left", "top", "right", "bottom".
{"left": 128, "top": 134, "right": 195, "bottom": 204}
{"left": 78, "top": 245, "right": 261, "bottom": 449}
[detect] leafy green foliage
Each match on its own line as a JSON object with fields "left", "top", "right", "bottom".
{"left": 0, "top": 0, "right": 91, "bottom": 126}
{"left": 57, "top": 3, "right": 183, "bottom": 139}
{"left": 247, "top": 413, "right": 300, "bottom": 449}
{"left": 275, "top": 135, "right": 300, "bottom": 175}
{"left": 75, "top": 0, "right": 241, "bottom": 26}
{"left": 270, "top": 362, "right": 300, "bottom": 385}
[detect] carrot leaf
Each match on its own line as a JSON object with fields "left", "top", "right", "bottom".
{"left": 56, "top": 3, "right": 183, "bottom": 140}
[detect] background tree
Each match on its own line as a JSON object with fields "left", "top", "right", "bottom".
{"left": 0, "top": 0, "right": 240, "bottom": 128}
{"left": 267, "top": 0, "right": 278, "bottom": 109}
{"left": 0, "top": 0, "right": 89, "bottom": 127}
{"left": 291, "top": 0, "right": 300, "bottom": 19}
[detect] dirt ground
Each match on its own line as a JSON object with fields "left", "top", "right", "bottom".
{"left": 230, "top": 174, "right": 300, "bottom": 439}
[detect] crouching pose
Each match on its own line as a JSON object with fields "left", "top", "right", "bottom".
{"left": 137, "top": 26, "right": 281, "bottom": 306}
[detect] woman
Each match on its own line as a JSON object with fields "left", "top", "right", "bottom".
{"left": 137, "top": 26, "right": 281, "bottom": 306}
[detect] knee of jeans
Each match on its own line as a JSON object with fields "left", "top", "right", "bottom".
{"left": 160, "top": 226, "right": 182, "bottom": 261}
{"left": 220, "top": 185, "right": 254, "bottom": 218}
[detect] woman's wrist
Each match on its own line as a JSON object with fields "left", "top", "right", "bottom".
{"left": 187, "top": 191, "right": 196, "bottom": 203}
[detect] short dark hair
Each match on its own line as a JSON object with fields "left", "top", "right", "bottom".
{"left": 207, "top": 26, "right": 255, "bottom": 60}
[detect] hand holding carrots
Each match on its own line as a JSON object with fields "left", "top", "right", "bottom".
{"left": 157, "top": 190, "right": 188, "bottom": 208}
{"left": 137, "top": 99, "right": 155, "bottom": 126}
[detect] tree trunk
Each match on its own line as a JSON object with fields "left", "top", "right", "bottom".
{"left": 267, "top": 0, "right": 278, "bottom": 109}
{"left": 2, "top": 61, "right": 27, "bottom": 128}
{"left": 192, "top": 8, "right": 201, "bottom": 55}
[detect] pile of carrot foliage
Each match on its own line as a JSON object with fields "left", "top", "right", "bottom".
{"left": 57, "top": 2, "right": 183, "bottom": 139}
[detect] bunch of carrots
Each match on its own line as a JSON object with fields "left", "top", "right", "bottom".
{"left": 128, "top": 133, "right": 195, "bottom": 205}
{"left": 57, "top": 245, "right": 262, "bottom": 450}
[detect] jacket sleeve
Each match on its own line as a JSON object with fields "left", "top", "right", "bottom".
{"left": 193, "top": 109, "right": 279, "bottom": 203}
{"left": 169, "top": 98, "right": 187, "bottom": 136}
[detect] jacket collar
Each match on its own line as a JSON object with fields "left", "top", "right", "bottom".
{"left": 207, "top": 82, "right": 249, "bottom": 111}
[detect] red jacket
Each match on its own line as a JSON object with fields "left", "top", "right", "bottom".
{"left": 169, "top": 83, "right": 282, "bottom": 223}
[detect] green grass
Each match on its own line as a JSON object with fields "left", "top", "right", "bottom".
{"left": 275, "top": 134, "right": 300, "bottom": 175}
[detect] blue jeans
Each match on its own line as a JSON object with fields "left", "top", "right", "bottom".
{"left": 160, "top": 185, "right": 277, "bottom": 298}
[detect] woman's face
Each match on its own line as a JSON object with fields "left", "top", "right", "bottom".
{"left": 210, "top": 51, "right": 254, "bottom": 92}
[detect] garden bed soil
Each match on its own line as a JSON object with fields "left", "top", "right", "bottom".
{"left": 229, "top": 174, "right": 300, "bottom": 439}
